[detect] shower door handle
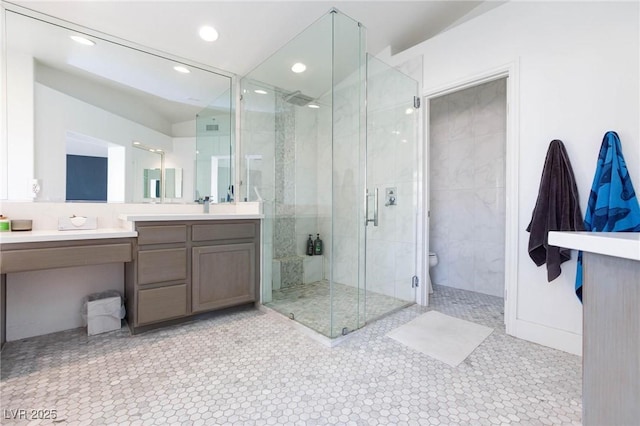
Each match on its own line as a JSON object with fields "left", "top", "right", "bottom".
{"left": 365, "top": 188, "right": 379, "bottom": 227}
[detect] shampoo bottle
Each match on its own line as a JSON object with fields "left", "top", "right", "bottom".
{"left": 314, "top": 233, "right": 323, "bottom": 255}
{"left": 306, "top": 234, "right": 314, "bottom": 256}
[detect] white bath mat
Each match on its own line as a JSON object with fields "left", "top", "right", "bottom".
{"left": 386, "top": 310, "right": 493, "bottom": 367}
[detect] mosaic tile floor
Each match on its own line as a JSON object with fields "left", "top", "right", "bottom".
{"left": 266, "top": 281, "right": 411, "bottom": 338}
{"left": 1, "top": 285, "right": 582, "bottom": 425}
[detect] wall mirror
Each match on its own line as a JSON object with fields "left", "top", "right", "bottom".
{"left": 2, "top": 8, "right": 234, "bottom": 203}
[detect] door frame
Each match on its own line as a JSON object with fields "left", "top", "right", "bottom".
{"left": 420, "top": 61, "right": 519, "bottom": 335}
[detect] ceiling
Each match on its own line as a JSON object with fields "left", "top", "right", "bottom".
{"left": 5, "top": 8, "right": 233, "bottom": 132}
{"left": 11, "top": 1, "right": 504, "bottom": 77}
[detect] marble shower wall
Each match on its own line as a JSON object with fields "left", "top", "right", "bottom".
{"left": 273, "top": 95, "right": 297, "bottom": 260}
{"left": 366, "top": 58, "right": 418, "bottom": 302}
{"left": 318, "top": 73, "right": 364, "bottom": 289}
{"left": 293, "top": 106, "right": 320, "bottom": 258}
{"left": 240, "top": 84, "right": 277, "bottom": 301}
{"left": 429, "top": 78, "right": 506, "bottom": 297}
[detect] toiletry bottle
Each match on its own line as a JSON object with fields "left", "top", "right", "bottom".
{"left": 0, "top": 215, "right": 10, "bottom": 232}
{"left": 314, "top": 233, "right": 323, "bottom": 255}
{"left": 306, "top": 235, "right": 314, "bottom": 256}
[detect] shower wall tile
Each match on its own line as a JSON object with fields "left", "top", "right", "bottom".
{"left": 429, "top": 78, "right": 506, "bottom": 296}
{"left": 429, "top": 141, "right": 449, "bottom": 191}
{"left": 394, "top": 138, "right": 416, "bottom": 183}
{"left": 274, "top": 97, "right": 296, "bottom": 217}
{"left": 474, "top": 132, "right": 506, "bottom": 188}
{"left": 473, "top": 79, "right": 507, "bottom": 136}
{"left": 394, "top": 241, "right": 415, "bottom": 282}
{"left": 447, "top": 89, "right": 475, "bottom": 141}
{"left": 474, "top": 241, "right": 505, "bottom": 297}
{"left": 473, "top": 187, "right": 506, "bottom": 244}
{"left": 277, "top": 256, "right": 304, "bottom": 288}
{"left": 273, "top": 216, "right": 296, "bottom": 259}
{"left": 295, "top": 215, "right": 318, "bottom": 255}
{"left": 429, "top": 96, "right": 449, "bottom": 144}
{"left": 395, "top": 181, "right": 417, "bottom": 244}
{"left": 332, "top": 235, "right": 359, "bottom": 286}
{"left": 294, "top": 106, "right": 319, "bottom": 256}
{"left": 365, "top": 239, "right": 395, "bottom": 294}
{"left": 448, "top": 137, "right": 475, "bottom": 190}
{"left": 447, "top": 190, "right": 476, "bottom": 242}
{"left": 363, "top": 65, "right": 419, "bottom": 301}
{"left": 428, "top": 190, "right": 450, "bottom": 243}
{"left": 447, "top": 239, "right": 475, "bottom": 291}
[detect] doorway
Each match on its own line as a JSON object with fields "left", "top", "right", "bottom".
{"left": 426, "top": 77, "right": 509, "bottom": 312}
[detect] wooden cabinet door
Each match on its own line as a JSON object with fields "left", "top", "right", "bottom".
{"left": 192, "top": 243, "right": 256, "bottom": 313}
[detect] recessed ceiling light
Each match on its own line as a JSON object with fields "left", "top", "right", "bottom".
{"left": 70, "top": 35, "right": 95, "bottom": 46}
{"left": 405, "top": 108, "right": 414, "bottom": 115}
{"left": 149, "top": 149, "right": 156, "bottom": 152}
{"left": 308, "top": 104, "right": 320, "bottom": 109}
{"left": 199, "top": 26, "right": 219, "bottom": 42}
{"left": 133, "top": 141, "right": 141, "bottom": 145}
{"left": 174, "top": 65, "right": 190, "bottom": 74}
{"left": 291, "top": 62, "right": 307, "bottom": 73}
{"left": 254, "top": 89, "right": 268, "bottom": 95}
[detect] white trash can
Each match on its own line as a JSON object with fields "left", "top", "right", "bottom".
{"left": 82, "top": 291, "right": 126, "bottom": 335}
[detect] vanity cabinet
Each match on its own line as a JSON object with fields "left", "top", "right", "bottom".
{"left": 192, "top": 243, "right": 256, "bottom": 312}
{"left": 582, "top": 252, "right": 639, "bottom": 425}
{"left": 125, "top": 219, "right": 260, "bottom": 334}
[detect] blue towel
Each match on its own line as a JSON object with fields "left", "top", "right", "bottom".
{"left": 576, "top": 131, "right": 640, "bottom": 301}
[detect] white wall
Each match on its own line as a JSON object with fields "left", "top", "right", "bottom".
{"left": 6, "top": 51, "right": 35, "bottom": 200}
{"left": 392, "top": 1, "right": 640, "bottom": 354}
{"left": 34, "top": 83, "right": 173, "bottom": 202}
{"left": 166, "top": 137, "right": 196, "bottom": 202}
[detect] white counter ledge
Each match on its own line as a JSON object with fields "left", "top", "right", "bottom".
{"left": 548, "top": 231, "right": 640, "bottom": 261}
{"left": 118, "top": 213, "right": 264, "bottom": 222}
{"left": 0, "top": 228, "right": 137, "bottom": 244}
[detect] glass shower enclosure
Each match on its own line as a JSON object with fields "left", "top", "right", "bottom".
{"left": 240, "top": 9, "right": 418, "bottom": 338}
{"left": 196, "top": 89, "right": 234, "bottom": 203}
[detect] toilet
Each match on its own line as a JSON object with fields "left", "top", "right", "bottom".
{"left": 429, "top": 252, "right": 438, "bottom": 268}
{"left": 428, "top": 252, "right": 438, "bottom": 294}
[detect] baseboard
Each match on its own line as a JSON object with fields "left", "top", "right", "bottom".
{"left": 510, "top": 318, "right": 582, "bottom": 356}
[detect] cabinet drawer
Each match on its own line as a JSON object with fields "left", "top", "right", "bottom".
{"left": 137, "top": 225, "right": 187, "bottom": 245}
{"left": 192, "top": 222, "right": 256, "bottom": 242}
{"left": 0, "top": 243, "right": 131, "bottom": 273}
{"left": 137, "top": 284, "right": 187, "bottom": 325}
{"left": 138, "top": 248, "right": 187, "bottom": 284}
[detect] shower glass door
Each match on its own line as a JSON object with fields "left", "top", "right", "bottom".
{"left": 364, "top": 55, "right": 419, "bottom": 322}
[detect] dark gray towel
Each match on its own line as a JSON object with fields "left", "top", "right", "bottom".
{"left": 526, "top": 140, "right": 584, "bottom": 281}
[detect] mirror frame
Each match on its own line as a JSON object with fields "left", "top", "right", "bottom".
{"left": 0, "top": 3, "right": 239, "bottom": 204}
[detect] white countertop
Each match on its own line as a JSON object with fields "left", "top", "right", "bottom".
{"left": 0, "top": 228, "right": 137, "bottom": 244}
{"left": 118, "top": 213, "right": 263, "bottom": 222}
{"left": 548, "top": 231, "right": 640, "bottom": 261}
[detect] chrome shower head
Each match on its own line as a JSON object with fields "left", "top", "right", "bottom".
{"left": 283, "top": 90, "right": 314, "bottom": 106}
